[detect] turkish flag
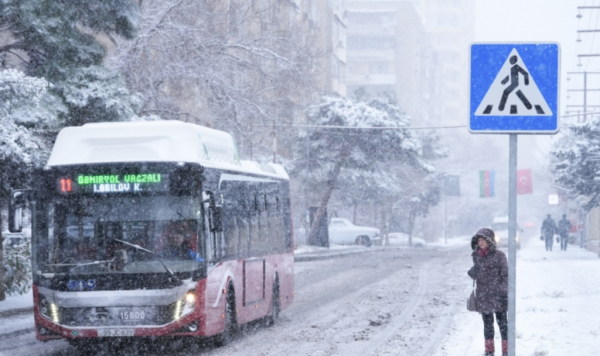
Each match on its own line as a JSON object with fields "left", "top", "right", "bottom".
{"left": 517, "top": 169, "right": 533, "bottom": 195}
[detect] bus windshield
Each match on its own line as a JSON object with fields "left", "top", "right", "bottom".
{"left": 42, "top": 194, "right": 203, "bottom": 275}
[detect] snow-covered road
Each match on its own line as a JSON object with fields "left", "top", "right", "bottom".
{"left": 208, "top": 247, "right": 470, "bottom": 356}
{"left": 0, "top": 243, "right": 473, "bottom": 355}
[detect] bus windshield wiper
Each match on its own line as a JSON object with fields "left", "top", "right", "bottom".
{"left": 113, "top": 238, "right": 182, "bottom": 285}
{"left": 45, "top": 260, "right": 114, "bottom": 273}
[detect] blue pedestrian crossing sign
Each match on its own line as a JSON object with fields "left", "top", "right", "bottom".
{"left": 469, "top": 43, "right": 560, "bottom": 134}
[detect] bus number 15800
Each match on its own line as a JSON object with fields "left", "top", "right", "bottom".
{"left": 119, "top": 311, "right": 146, "bottom": 320}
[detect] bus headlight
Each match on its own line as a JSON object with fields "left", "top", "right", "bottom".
{"left": 39, "top": 297, "right": 60, "bottom": 323}
{"left": 174, "top": 291, "right": 196, "bottom": 320}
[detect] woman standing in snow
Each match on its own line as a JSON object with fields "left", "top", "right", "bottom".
{"left": 468, "top": 228, "right": 509, "bottom": 356}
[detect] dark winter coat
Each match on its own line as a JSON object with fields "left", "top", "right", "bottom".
{"left": 541, "top": 217, "right": 556, "bottom": 238}
{"left": 468, "top": 236, "right": 508, "bottom": 313}
{"left": 557, "top": 218, "right": 572, "bottom": 237}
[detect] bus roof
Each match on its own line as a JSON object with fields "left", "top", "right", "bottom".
{"left": 47, "top": 120, "right": 289, "bottom": 180}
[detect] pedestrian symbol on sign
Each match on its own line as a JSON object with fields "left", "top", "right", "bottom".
{"left": 475, "top": 48, "right": 552, "bottom": 117}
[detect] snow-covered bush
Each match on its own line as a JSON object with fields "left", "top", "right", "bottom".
{"left": 0, "top": 69, "right": 49, "bottom": 300}
{"left": 2, "top": 239, "right": 32, "bottom": 296}
{"left": 551, "top": 118, "right": 600, "bottom": 210}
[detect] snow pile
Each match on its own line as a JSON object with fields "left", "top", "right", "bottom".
{"left": 0, "top": 290, "right": 32, "bottom": 314}
{"left": 432, "top": 235, "right": 600, "bottom": 356}
{"left": 294, "top": 244, "right": 362, "bottom": 255}
{"left": 428, "top": 234, "right": 472, "bottom": 249}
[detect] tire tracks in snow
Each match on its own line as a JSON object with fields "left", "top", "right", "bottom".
{"left": 346, "top": 261, "right": 432, "bottom": 356}
{"left": 204, "top": 248, "right": 469, "bottom": 356}
{"left": 210, "top": 250, "right": 427, "bottom": 356}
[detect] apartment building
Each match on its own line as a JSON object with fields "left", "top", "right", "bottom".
{"left": 412, "top": 0, "right": 476, "bottom": 125}
{"left": 345, "top": 1, "right": 444, "bottom": 125}
{"left": 298, "top": 0, "right": 347, "bottom": 97}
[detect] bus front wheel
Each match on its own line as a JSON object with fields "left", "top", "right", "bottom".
{"left": 215, "top": 285, "right": 238, "bottom": 346}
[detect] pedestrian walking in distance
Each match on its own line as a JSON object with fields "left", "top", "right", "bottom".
{"left": 541, "top": 214, "right": 556, "bottom": 251}
{"left": 557, "top": 214, "right": 572, "bottom": 251}
{"left": 468, "top": 228, "right": 509, "bottom": 356}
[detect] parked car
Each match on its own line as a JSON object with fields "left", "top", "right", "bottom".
{"left": 491, "top": 216, "right": 521, "bottom": 249}
{"left": 387, "top": 232, "right": 427, "bottom": 248}
{"left": 328, "top": 218, "right": 380, "bottom": 247}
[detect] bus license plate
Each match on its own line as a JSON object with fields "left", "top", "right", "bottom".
{"left": 97, "top": 329, "right": 135, "bottom": 337}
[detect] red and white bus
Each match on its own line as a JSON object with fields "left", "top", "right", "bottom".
{"left": 9, "top": 121, "right": 294, "bottom": 349}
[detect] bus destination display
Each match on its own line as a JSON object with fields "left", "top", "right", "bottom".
{"left": 58, "top": 173, "right": 169, "bottom": 194}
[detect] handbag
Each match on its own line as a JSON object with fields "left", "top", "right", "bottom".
{"left": 467, "top": 280, "right": 477, "bottom": 312}
{"left": 540, "top": 236, "right": 544, "bottom": 241}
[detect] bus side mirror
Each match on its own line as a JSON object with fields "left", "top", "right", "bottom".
{"left": 8, "top": 190, "right": 28, "bottom": 233}
{"left": 211, "top": 206, "right": 223, "bottom": 233}
{"left": 204, "top": 190, "right": 223, "bottom": 233}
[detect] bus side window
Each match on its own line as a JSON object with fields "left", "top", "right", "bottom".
{"left": 221, "top": 183, "right": 245, "bottom": 259}
{"left": 272, "top": 195, "right": 285, "bottom": 253}
{"left": 249, "top": 193, "right": 261, "bottom": 257}
{"left": 257, "top": 193, "right": 269, "bottom": 254}
{"left": 284, "top": 196, "right": 293, "bottom": 252}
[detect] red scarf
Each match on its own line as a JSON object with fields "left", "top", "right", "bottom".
{"left": 478, "top": 247, "right": 489, "bottom": 257}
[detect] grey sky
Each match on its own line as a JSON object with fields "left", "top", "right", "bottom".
{"left": 475, "top": 0, "right": 583, "bottom": 117}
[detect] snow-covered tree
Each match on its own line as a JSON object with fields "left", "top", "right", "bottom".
{"left": 391, "top": 168, "right": 442, "bottom": 246}
{"left": 109, "top": 0, "right": 319, "bottom": 155}
{"left": 0, "top": 0, "right": 141, "bottom": 127}
{"left": 291, "top": 95, "right": 433, "bottom": 245}
{"left": 551, "top": 118, "right": 600, "bottom": 210}
{"left": 0, "top": 69, "right": 49, "bottom": 301}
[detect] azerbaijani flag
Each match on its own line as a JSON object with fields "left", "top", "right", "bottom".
{"left": 479, "top": 170, "right": 495, "bottom": 198}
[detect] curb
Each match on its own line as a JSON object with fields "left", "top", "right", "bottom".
{"left": 0, "top": 307, "right": 34, "bottom": 340}
{"left": 294, "top": 246, "right": 402, "bottom": 262}
{"left": 0, "top": 306, "right": 33, "bottom": 319}
{"left": 0, "top": 327, "right": 35, "bottom": 342}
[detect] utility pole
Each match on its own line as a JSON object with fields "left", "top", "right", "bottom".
{"left": 569, "top": 6, "right": 600, "bottom": 122}
{"left": 566, "top": 71, "right": 600, "bottom": 122}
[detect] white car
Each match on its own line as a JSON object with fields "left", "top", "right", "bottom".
{"left": 491, "top": 217, "right": 521, "bottom": 249}
{"left": 387, "top": 232, "right": 427, "bottom": 248}
{"left": 328, "top": 218, "right": 380, "bottom": 247}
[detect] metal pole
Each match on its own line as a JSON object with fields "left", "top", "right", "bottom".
{"left": 444, "top": 192, "right": 448, "bottom": 244}
{"left": 508, "top": 134, "right": 518, "bottom": 356}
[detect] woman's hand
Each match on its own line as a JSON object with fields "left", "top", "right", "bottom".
{"left": 467, "top": 264, "right": 480, "bottom": 279}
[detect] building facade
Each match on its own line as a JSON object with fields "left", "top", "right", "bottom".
{"left": 345, "top": 1, "right": 444, "bottom": 125}
{"left": 412, "top": 0, "right": 476, "bottom": 126}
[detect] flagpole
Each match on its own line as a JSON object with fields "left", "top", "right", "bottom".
{"left": 445, "top": 192, "right": 448, "bottom": 244}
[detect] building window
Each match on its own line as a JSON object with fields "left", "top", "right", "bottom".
{"left": 438, "top": 14, "right": 459, "bottom": 27}
{"left": 348, "top": 35, "right": 395, "bottom": 50}
{"left": 370, "top": 62, "right": 389, "bottom": 74}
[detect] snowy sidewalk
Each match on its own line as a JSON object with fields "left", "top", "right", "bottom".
{"left": 0, "top": 290, "right": 34, "bottom": 336}
{"left": 433, "top": 235, "right": 600, "bottom": 356}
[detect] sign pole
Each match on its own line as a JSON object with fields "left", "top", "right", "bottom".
{"left": 508, "top": 134, "right": 517, "bottom": 356}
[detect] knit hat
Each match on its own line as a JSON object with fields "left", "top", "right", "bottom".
{"left": 471, "top": 227, "right": 496, "bottom": 251}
